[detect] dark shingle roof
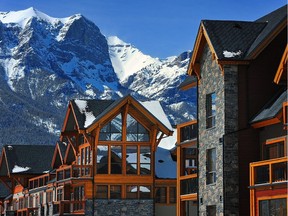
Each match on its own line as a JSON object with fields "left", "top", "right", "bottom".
{"left": 202, "top": 20, "right": 266, "bottom": 60}
{"left": 250, "top": 90, "right": 287, "bottom": 124}
{"left": 202, "top": 5, "right": 287, "bottom": 60}
{"left": 247, "top": 5, "right": 287, "bottom": 57}
{"left": 4, "top": 145, "right": 55, "bottom": 175}
{"left": 71, "top": 99, "right": 115, "bottom": 129}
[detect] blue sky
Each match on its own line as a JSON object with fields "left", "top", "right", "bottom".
{"left": 1, "top": 0, "right": 286, "bottom": 58}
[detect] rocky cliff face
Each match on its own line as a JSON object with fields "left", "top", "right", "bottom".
{"left": 0, "top": 8, "right": 196, "bottom": 146}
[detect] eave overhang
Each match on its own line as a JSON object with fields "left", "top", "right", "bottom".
{"left": 274, "top": 44, "right": 288, "bottom": 84}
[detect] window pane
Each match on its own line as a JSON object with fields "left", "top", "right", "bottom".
{"left": 169, "top": 187, "right": 176, "bottom": 203}
{"left": 127, "top": 115, "right": 138, "bottom": 134}
{"left": 140, "top": 146, "right": 151, "bottom": 175}
{"left": 265, "top": 142, "right": 284, "bottom": 160}
{"left": 110, "top": 185, "right": 121, "bottom": 199}
{"left": 99, "top": 114, "right": 122, "bottom": 141}
{"left": 206, "top": 93, "right": 216, "bottom": 128}
{"left": 126, "top": 185, "right": 138, "bottom": 199}
{"left": 139, "top": 186, "right": 151, "bottom": 199}
{"left": 97, "top": 146, "right": 108, "bottom": 174}
{"left": 207, "top": 205, "right": 216, "bottom": 216}
{"left": 111, "top": 146, "right": 122, "bottom": 174}
{"left": 259, "top": 198, "right": 287, "bottom": 216}
{"left": 155, "top": 187, "right": 166, "bottom": 203}
{"left": 126, "top": 146, "right": 138, "bottom": 174}
{"left": 206, "top": 148, "right": 216, "bottom": 184}
{"left": 126, "top": 114, "right": 149, "bottom": 142}
{"left": 96, "top": 185, "right": 108, "bottom": 199}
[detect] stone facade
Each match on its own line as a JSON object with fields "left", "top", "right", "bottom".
{"left": 85, "top": 199, "right": 154, "bottom": 216}
{"left": 198, "top": 44, "right": 239, "bottom": 215}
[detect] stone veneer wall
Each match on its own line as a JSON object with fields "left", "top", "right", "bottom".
{"left": 198, "top": 44, "right": 239, "bottom": 215}
{"left": 85, "top": 199, "right": 154, "bottom": 216}
{"left": 223, "top": 65, "right": 239, "bottom": 215}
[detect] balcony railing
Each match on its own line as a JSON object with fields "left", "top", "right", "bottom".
{"left": 56, "top": 164, "right": 92, "bottom": 181}
{"left": 180, "top": 174, "right": 198, "bottom": 195}
{"left": 250, "top": 157, "right": 287, "bottom": 186}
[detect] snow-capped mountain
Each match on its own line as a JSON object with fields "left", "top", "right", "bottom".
{"left": 0, "top": 8, "right": 196, "bottom": 146}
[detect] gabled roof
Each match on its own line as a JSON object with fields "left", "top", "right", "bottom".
{"left": 1, "top": 145, "right": 54, "bottom": 175}
{"left": 247, "top": 4, "right": 287, "bottom": 58}
{"left": 202, "top": 20, "right": 266, "bottom": 60}
{"left": 187, "top": 5, "right": 287, "bottom": 77}
{"left": 250, "top": 89, "right": 287, "bottom": 127}
{"left": 63, "top": 95, "right": 173, "bottom": 136}
{"left": 51, "top": 141, "right": 68, "bottom": 169}
{"left": 178, "top": 75, "right": 198, "bottom": 90}
{"left": 70, "top": 99, "right": 115, "bottom": 130}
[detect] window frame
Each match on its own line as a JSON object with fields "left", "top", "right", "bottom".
{"left": 96, "top": 144, "right": 151, "bottom": 176}
{"left": 263, "top": 137, "right": 286, "bottom": 160}
{"left": 206, "top": 148, "right": 216, "bottom": 185}
{"left": 258, "top": 196, "right": 287, "bottom": 216}
{"left": 206, "top": 92, "right": 216, "bottom": 129}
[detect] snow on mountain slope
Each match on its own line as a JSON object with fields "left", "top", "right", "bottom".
{"left": 0, "top": 7, "right": 60, "bottom": 27}
{"left": 107, "top": 36, "right": 161, "bottom": 82}
{"left": 0, "top": 8, "right": 196, "bottom": 147}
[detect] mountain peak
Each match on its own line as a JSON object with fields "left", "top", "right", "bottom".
{"left": 0, "top": 7, "right": 68, "bottom": 28}
{"left": 107, "top": 36, "right": 129, "bottom": 46}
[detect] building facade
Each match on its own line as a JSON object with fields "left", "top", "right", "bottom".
{"left": 179, "top": 5, "right": 287, "bottom": 216}
{"left": 0, "top": 95, "right": 177, "bottom": 216}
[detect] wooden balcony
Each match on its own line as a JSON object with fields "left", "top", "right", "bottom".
{"left": 250, "top": 157, "right": 287, "bottom": 187}
{"left": 56, "top": 165, "right": 92, "bottom": 181}
{"left": 179, "top": 173, "right": 197, "bottom": 199}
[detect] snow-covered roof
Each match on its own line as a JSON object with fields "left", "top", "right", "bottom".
{"left": 140, "top": 101, "right": 173, "bottom": 131}
{"left": 155, "top": 147, "right": 176, "bottom": 179}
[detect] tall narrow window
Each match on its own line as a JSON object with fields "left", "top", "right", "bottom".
{"left": 206, "top": 93, "right": 216, "bottom": 129}
{"left": 111, "top": 146, "right": 122, "bottom": 174}
{"left": 126, "top": 146, "right": 138, "bottom": 174}
{"left": 97, "top": 146, "right": 108, "bottom": 174}
{"left": 140, "top": 146, "right": 151, "bottom": 175}
{"left": 206, "top": 148, "right": 216, "bottom": 184}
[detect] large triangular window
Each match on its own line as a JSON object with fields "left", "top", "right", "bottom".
{"left": 99, "top": 114, "right": 122, "bottom": 141}
{"left": 126, "top": 114, "right": 149, "bottom": 142}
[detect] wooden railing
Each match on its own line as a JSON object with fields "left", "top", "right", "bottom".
{"left": 250, "top": 157, "right": 287, "bottom": 186}
{"left": 180, "top": 173, "right": 198, "bottom": 195}
{"left": 56, "top": 164, "right": 92, "bottom": 181}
